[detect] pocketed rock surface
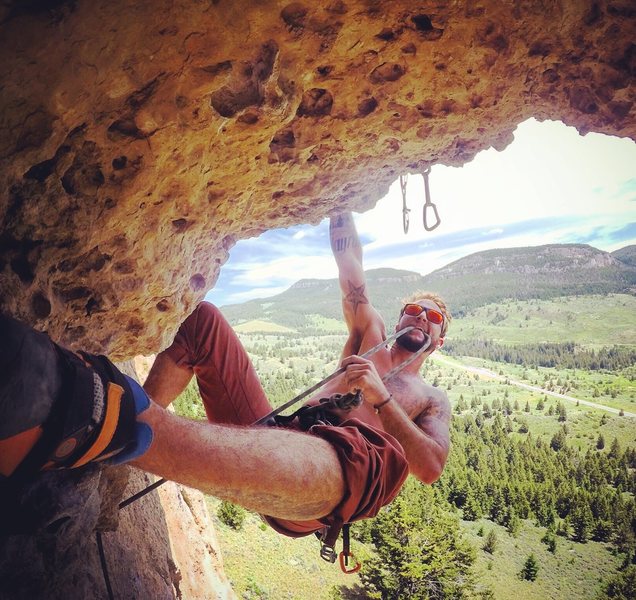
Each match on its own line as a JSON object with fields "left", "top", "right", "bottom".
{"left": 0, "top": 0, "right": 634, "bottom": 358}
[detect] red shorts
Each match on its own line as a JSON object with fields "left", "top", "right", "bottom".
{"left": 161, "top": 302, "right": 408, "bottom": 535}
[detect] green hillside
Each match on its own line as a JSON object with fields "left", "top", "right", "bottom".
{"left": 221, "top": 243, "right": 636, "bottom": 328}
{"left": 424, "top": 243, "right": 636, "bottom": 316}
{"left": 612, "top": 244, "right": 636, "bottom": 268}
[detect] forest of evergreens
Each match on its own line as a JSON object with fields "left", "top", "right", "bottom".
{"left": 444, "top": 340, "right": 636, "bottom": 371}
{"left": 341, "top": 412, "right": 636, "bottom": 599}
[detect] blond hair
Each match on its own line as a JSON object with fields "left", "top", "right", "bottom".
{"left": 400, "top": 290, "right": 451, "bottom": 337}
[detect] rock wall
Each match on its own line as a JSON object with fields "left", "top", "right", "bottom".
{"left": 1, "top": 0, "right": 634, "bottom": 358}
{"left": 0, "top": 465, "right": 235, "bottom": 600}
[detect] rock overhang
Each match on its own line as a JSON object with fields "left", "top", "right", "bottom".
{"left": 0, "top": 0, "right": 634, "bottom": 358}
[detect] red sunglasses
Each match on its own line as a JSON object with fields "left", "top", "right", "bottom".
{"left": 402, "top": 303, "right": 444, "bottom": 325}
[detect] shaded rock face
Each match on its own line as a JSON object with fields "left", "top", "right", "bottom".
{"left": 0, "top": 0, "right": 634, "bottom": 358}
{"left": 0, "top": 467, "right": 235, "bottom": 600}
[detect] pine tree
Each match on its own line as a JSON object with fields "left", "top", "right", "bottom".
{"left": 361, "top": 480, "right": 476, "bottom": 599}
{"left": 609, "top": 437, "right": 622, "bottom": 459}
{"left": 598, "top": 565, "right": 636, "bottom": 600}
{"left": 557, "top": 402, "right": 567, "bottom": 422}
{"left": 597, "top": 433, "right": 606, "bottom": 450}
{"left": 541, "top": 531, "right": 557, "bottom": 554}
{"left": 507, "top": 511, "right": 521, "bottom": 537}
{"left": 483, "top": 530, "right": 497, "bottom": 554}
{"left": 571, "top": 501, "right": 594, "bottom": 543}
{"left": 520, "top": 554, "right": 539, "bottom": 581}
{"left": 550, "top": 429, "right": 567, "bottom": 451}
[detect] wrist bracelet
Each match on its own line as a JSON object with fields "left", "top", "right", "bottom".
{"left": 374, "top": 395, "right": 392, "bottom": 414}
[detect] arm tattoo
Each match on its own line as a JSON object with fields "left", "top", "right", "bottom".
{"left": 331, "top": 213, "right": 353, "bottom": 229}
{"left": 344, "top": 281, "right": 369, "bottom": 314}
{"left": 332, "top": 235, "right": 358, "bottom": 253}
{"left": 330, "top": 215, "right": 360, "bottom": 254}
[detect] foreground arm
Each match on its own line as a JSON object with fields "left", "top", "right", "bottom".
{"left": 133, "top": 401, "right": 345, "bottom": 520}
{"left": 341, "top": 356, "right": 450, "bottom": 483}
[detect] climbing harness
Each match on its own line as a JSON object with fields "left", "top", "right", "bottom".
{"left": 398, "top": 168, "right": 441, "bottom": 233}
{"left": 271, "top": 390, "right": 363, "bottom": 429}
{"left": 421, "top": 167, "right": 441, "bottom": 232}
{"left": 399, "top": 174, "right": 410, "bottom": 233}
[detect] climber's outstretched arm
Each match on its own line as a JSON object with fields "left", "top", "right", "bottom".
{"left": 133, "top": 401, "right": 345, "bottom": 521}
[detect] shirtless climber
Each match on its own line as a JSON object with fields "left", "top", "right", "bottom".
{"left": 0, "top": 212, "right": 451, "bottom": 546}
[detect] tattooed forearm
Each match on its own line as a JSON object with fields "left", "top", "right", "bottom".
{"left": 332, "top": 235, "right": 359, "bottom": 253}
{"left": 330, "top": 213, "right": 354, "bottom": 229}
{"left": 330, "top": 213, "right": 360, "bottom": 254}
{"left": 344, "top": 281, "right": 369, "bottom": 314}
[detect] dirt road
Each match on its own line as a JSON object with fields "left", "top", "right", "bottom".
{"left": 433, "top": 356, "right": 636, "bottom": 418}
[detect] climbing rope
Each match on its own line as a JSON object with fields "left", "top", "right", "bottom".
{"left": 96, "top": 531, "right": 115, "bottom": 600}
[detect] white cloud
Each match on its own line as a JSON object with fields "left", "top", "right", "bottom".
{"left": 226, "top": 255, "right": 336, "bottom": 288}
{"left": 212, "top": 285, "right": 292, "bottom": 306}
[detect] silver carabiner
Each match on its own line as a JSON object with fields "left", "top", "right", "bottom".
{"left": 399, "top": 174, "right": 410, "bottom": 234}
{"left": 422, "top": 168, "right": 441, "bottom": 232}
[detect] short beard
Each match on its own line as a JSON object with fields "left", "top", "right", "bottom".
{"left": 396, "top": 331, "right": 430, "bottom": 353}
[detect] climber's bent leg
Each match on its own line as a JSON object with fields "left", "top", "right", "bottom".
{"left": 133, "top": 401, "right": 345, "bottom": 520}
{"left": 144, "top": 302, "right": 271, "bottom": 425}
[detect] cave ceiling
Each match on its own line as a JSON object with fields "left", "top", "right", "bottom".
{"left": 0, "top": 0, "right": 634, "bottom": 358}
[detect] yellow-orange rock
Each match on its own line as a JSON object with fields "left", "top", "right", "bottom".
{"left": 0, "top": 0, "right": 634, "bottom": 357}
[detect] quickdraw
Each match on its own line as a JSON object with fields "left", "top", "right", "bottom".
{"left": 421, "top": 167, "right": 441, "bottom": 232}
{"left": 398, "top": 168, "right": 441, "bottom": 233}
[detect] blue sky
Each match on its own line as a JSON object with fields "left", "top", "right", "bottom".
{"left": 206, "top": 118, "right": 636, "bottom": 307}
